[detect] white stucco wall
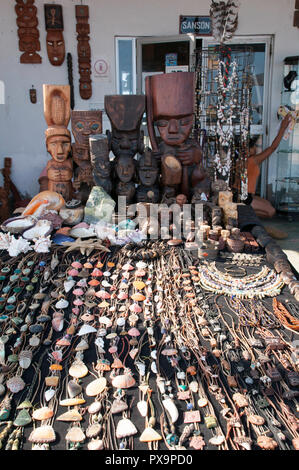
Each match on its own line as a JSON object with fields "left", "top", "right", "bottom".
{"left": 0, "top": 0, "right": 298, "bottom": 198}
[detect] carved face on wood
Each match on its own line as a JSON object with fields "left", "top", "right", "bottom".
{"left": 46, "top": 30, "right": 65, "bottom": 66}
{"left": 47, "top": 135, "right": 71, "bottom": 162}
{"left": 105, "top": 95, "right": 145, "bottom": 159}
{"left": 138, "top": 151, "right": 158, "bottom": 186}
{"left": 115, "top": 155, "right": 135, "bottom": 183}
{"left": 71, "top": 111, "right": 102, "bottom": 148}
{"left": 156, "top": 115, "right": 193, "bottom": 147}
{"left": 110, "top": 129, "right": 141, "bottom": 160}
{"left": 79, "top": 78, "right": 92, "bottom": 100}
{"left": 145, "top": 72, "right": 195, "bottom": 151}
{"left": 18, "top": 28, "right": 40, "bottom": 53}
{"left": 16, "top": 1, "right": 38, "bottom": 28}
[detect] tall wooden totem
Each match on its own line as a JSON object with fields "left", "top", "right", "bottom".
{"left": 105, "top": 95, "right": 145, "bottom": 204}
{"left": 43, "top": 84, "right": 73, "bottom": 202}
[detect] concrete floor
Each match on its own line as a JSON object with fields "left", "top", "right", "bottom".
{"left": 263, "top": 213, "right": 299, "bottom": 274}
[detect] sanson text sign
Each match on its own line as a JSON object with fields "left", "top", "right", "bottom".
{"left": 179, "top": 16, "right": 212, "bottom": 36}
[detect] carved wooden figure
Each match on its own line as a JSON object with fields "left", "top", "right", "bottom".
{"left": 43, "top": 84, "right": 73, "bottom": 202}
{"left": 71, "top": 110, "right": 102, "bottom": 195}
{"left": 75, "top": 5, "right": 92, "bottom": 99}
{"left": 136, "top": 148, "right": 160, "bottom": 203}
{"left": 89, "top": 134, "right": 112, "bottom": 195}
{"left": 15, "top": 0, "right": 42, "bottom": 64}
{"left": 105, "top": 95, "right": 146, "bottom": 160}
{"left": 145, "top": 72, "right": 207, "bottom": 199}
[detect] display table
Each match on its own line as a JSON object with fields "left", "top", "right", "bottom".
{"left": 0, "top": 219, "right": 298, "bottom": 451}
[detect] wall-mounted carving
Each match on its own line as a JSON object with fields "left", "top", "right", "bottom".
{"left": 15, "top": 0, "right": 42, "bottom": 64}
{"left": 44, "top": 4, "right": 65, "bottom": 66}
{"left": 43, "top": 84, "right": 73, "bottom": 202}
{"left": 75, "top": 5, "right": 92, "bottom": 99}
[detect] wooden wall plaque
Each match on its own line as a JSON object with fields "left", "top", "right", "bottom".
{"left": 15, "top": 0, "right": 42, "bottom": 64}
{"left": 75, "top": 5, "right": 92, "bottom": 100}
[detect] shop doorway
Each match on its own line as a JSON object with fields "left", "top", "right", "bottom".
{"left": 115, "top": 34, "right": 273, "bottom": 198}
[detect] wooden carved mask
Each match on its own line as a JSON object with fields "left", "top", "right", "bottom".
{"left": 105, "top": 95, "right": 145, "bottom": 159}
{"left": 44, "top": 4, "right": 65, "bottom": 66}
{"left": 71, "top": 110, "right": 103, "bottom": 148}
{"left": 145, "top": 72, "right": 195, "bottom": 150}
{"left": 46, "top": 30, "right": 65, "bottom": 66}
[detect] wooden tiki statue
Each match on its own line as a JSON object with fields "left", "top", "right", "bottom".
{"left": 71, "top": 110, "right": 103, "bottom": 191}
{"left": 145, "top": 72, "right": 205, "bottom": 199}
{"left": 43, "top": 84, "right": 73, "bottom": 202}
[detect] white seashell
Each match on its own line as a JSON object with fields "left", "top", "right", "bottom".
{"left": 75, "top": 339, "right": 89, "bottom": 351}
{"left": 135, "top": 361, "right": 146, "bottom": 376}
{"left": 137, "top": 400, "right": 148, "bottom": 417}
{"left": 86, "top": 377, "right": 107, "bottom": 396}
{"left": 64, "top": 279, "right": 75, "bottom": 293}
{"left": 87, "top": 439, "right": 104, "bottom": 450}
{"left": 162, "top": 398, "right": 179, "bottom": 424}
{"left": 23, "top": 220, "right": 52, "bottom": 240}
{"left": 177, "top": 371, "right": 186, "bottom": 380}
{"left": 151, "top": 361, "right": 157, "bottom": 374}
{"left": 29, "top": 335, "right": 40, "bottom": 347}
{"left": 19, "top": 350, "right": 32, "bottom": 369}
{"left": 94, "top": 337, "right": 104, "bottom": 348}
{"left": 77, "top": 324, "right": 97, "bottom": 336}
{"left": 33, "top": 236, "right": 52, "bottom": 253}
{"left": 116, "top": 418, "right": 138, "bottom": 439}
{"left": 116, "top": 317, "right": 126, "bottom": 327}
{"left": 44, "top": 389, "right": 56, "bottom": 402}
{"left": 8, "top": 235, "right": 32, "bottom": 257}
{"left": 0, "top": 232, "right": 12, "bottom": 250}
{"left": 156, "top": 377, "right": 166, "bottom": 394}
{"left": 150, "top": 350, "right": 157, "bottom": 360}
{"left": 101, "top": 280, "right": 111, "bottom": 288}
{"left": 88, "top": 401, "right": 102, "bottom": 415}
{"left": 98, "top": 316, "right": 112, "bottom": 327}
{"left": 55, "top": 299, "right": 69, "bottom": 309}
{"left": 189, "top": 381, "right": 199, "bottom": 393}
{"left": 209, "top": 435, "right": 225, "bottom": 446}
{"left": 136, "top": 261, "right": 147, "bottom": 268}
{"left": 97, "top": 328, "right": 107, "bottom": 337}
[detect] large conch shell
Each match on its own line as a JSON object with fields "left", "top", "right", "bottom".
{"left": 23, "top": 191, "right": 65, "bottom": 217}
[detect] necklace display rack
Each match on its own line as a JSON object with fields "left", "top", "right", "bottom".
{"left": 0, "top": 226, "right": 298, "bottom": 451}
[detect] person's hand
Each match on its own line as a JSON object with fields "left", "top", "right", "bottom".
{"left": 280, "top": 113, "right": 292, "bottom": 132}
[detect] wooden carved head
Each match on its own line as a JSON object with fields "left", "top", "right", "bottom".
{"left": 71, "top": 110, "right": 102, "bottom": 148}
{"left": 43, "top": 84, "right": 71, "bottom": 161}
{"left": 145, "top": 72, "right": 195, "bottom": 151}
{"left": 105, "top": 95, "right": 145, "bottom": 159}
{"left": 138, "top": 148, "right": 159, "bottom": 187}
